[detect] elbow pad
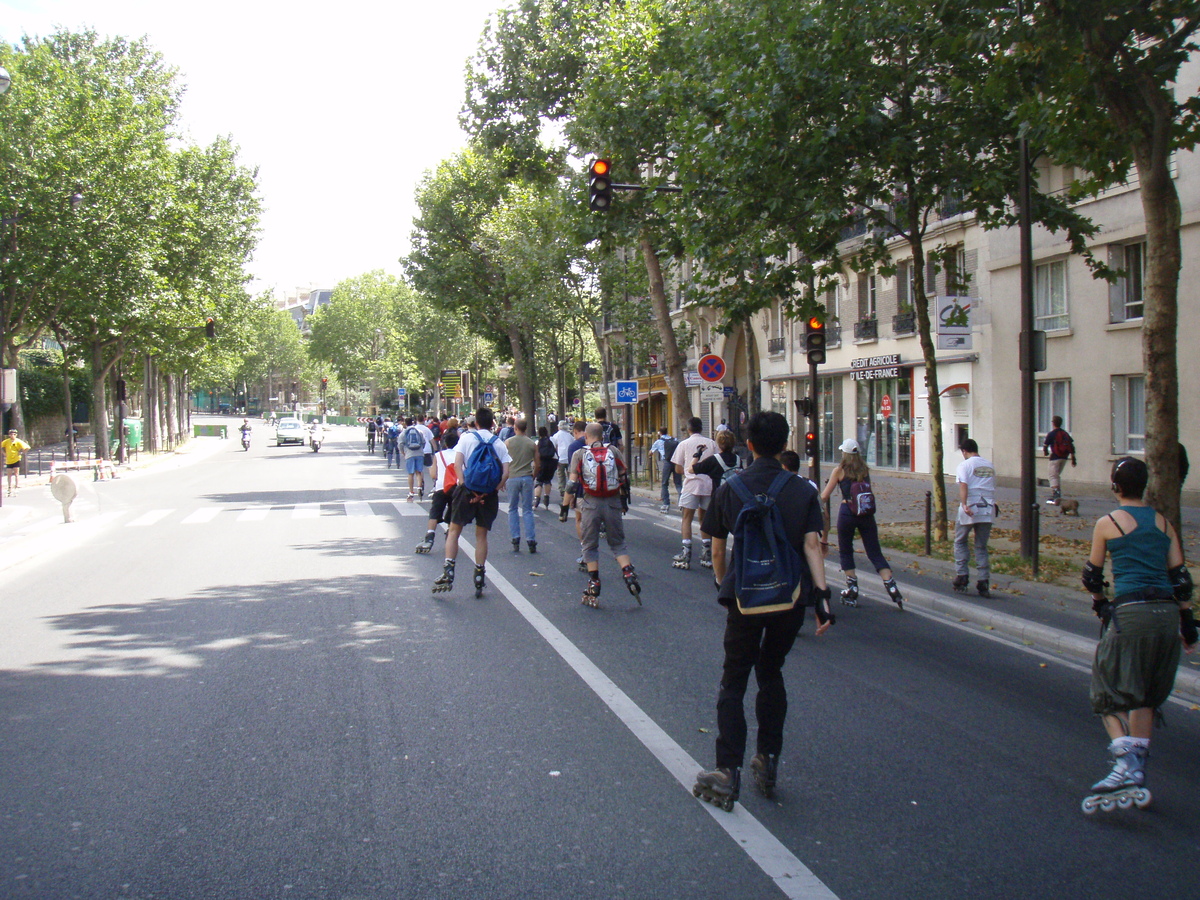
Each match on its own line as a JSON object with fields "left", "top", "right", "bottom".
{"left": 1082, "top": 560, "right": 1108, "bottom": 594}
{"left": 1181, "top": 609, "right": 1198, "bottom": 647}
{"left": 1169, "top": 564, "right": 1194, "bottom": 604}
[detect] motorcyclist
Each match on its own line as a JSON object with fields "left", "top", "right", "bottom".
{"left": 309, "top": 421, "right": 324, "bottom": 449}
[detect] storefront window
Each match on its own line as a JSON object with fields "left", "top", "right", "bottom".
{"left": 855, "top": 372, "right": 911, "bottom": 470}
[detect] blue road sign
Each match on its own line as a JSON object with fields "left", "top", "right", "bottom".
{"left": 484, "top": 391, "right": 494, "bottom": 403}
{"left": 397, "top": 387, "right": 407, "bottom": 397}
{"left": 616, "top": 380, "right": 638, "bottom": 404}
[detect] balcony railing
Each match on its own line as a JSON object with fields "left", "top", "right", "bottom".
{"left": 892, "top": 310, "right": 916, "bottom": 336}
{"left": 854, "top": 318, "right": 878, "bottom": 342}
{"left": 767, "top": 337, "right": 786, "bottom": 356}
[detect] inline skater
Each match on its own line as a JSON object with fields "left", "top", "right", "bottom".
{"left": 1080, "top": 456, "right": 1195, "bottom": 814}
{"left": 692, "top": 412, "right": 832, "bottom": 810}
{"left": 533, "top": 425, "right": 559, "bottom": 510}
{"left": 432, "top": 407, "right": 511, "bottom": 597}
{"left": 670, "top": 417, "right": 718, "bottom": 569}
{"left": 416, "top": 431, "right": 460, "bottom": 554}
{"left": 366, "top": 418, "right": 377, "bottom": 453}
{"left": 819, "top": 438, "right": 904, "bottom": 608}
{"left": 550, "top": 419, "right": 575, "bottom": 507}
{"left": 505, "top": 419, "right": 539, "bottom": 553}
{"left": 567, "top": 422, "right": 640, "bottom": 607}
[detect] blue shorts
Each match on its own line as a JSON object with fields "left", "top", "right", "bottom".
{"left": 405, "top": 456, "right": 425, "bottom": 474}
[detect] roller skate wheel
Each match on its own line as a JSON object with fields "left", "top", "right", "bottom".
{"left": 1117, "top": 793, "right": 1134, "bottom": 809}
{"left": 721, "top": 797, "right": 735, "bottom": 812}
{"left": 1099, "top": 796, "right": 1117, "bottom": 812}
{"left": 1134, "top": 788, "right": 1152, "bottom": 809}
{"left": 692, "top": 785, "right": 703, "bottom": 799}
{"left": 1082, "top": 796, "right": 1100, "bottom": 815}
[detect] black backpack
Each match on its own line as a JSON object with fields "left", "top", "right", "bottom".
{"left": 725, "top": 471, "right": 806, "bottom": 615}
{"left": 661, "top": 436, "right": 679, "bottom": 461}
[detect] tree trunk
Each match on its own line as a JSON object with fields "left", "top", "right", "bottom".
{"left": 91, "top": 340, "right": 111, "bottom": 461}
{"left": 1134, "top": 141, "right": 1182, "bottom": 536}
{"left": 910, "top": 230, "right": 949, "bottom": 541}
{"left": 640, "top": 234, "right": 692, "bottom": 433}
{"left": 58, "top": 336, "right": 75, "bottom": 461}
{"left": 500, "top": 299, "right": 532, "bottom": 417}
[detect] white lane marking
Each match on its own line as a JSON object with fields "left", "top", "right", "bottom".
{"left": 344, "top": 501, "right": 374, "bottom": 517}
{"left": 292, "top": 503, "right": 321, "bottom": 519}
{"left": 180, "top": 507, "right": 221, "bottom": 525}
{"left": 459, "top": 537, "right": 839, "bottom": 900}
{"left": 389, "top": 500, "right": 428, "bottom": 517}
{"left": 236, "top": 507, "right": 271, "bottom": 522}
{"left": 126, "top": 509, "right": 173, "bottom": 527}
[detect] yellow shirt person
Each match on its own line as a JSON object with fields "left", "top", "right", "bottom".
{"left": 3, "top": 429, "right": 31, "bottom": 495}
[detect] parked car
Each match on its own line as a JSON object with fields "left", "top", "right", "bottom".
{"left": 275, "top": 418, "right": 306, "bottom": 446}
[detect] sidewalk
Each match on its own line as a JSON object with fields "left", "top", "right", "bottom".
{"left": 630, "top": 479, "right": 1200, "bottom": 704}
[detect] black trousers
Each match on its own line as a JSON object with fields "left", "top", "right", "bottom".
{"left": 715, "top": 602, "right": 807, "bottom": 770}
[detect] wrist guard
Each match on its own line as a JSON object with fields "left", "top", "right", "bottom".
{"left": 1082, "top": 560, "right": 1108, "bottom": 594}
{"left": 1181, "top": 609, "right": 1198, "bottom": 646}
{"left": 1092, "top": 596, "right": 1112, "bottom": 626}
{"left": 812, "top": 587, "right": 835, "bottom": 627}
{"left": 1169, "top": 564, "right": 1194, "bottom": 604}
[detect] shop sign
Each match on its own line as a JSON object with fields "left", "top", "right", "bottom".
{"left": 851, "top": 353, "right": 901, "bottom": 381}
{"left": 937, "top": 295, "right": 973, "bottom": 350}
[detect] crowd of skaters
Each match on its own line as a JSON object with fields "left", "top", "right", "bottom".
{"left": 361, "top": 404, "right": 1194, "bottom": 816}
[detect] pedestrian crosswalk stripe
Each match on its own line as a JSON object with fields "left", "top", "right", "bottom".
{"left": 292, "top": 503, "right": 321, "bottom": 519}
{"left": 237, "top": 507, "right": 271, "bottom": 522}
{"left": 344, "top": 501, "right": 373, "bottom": 517}
{"left": 127, "top": 509, "right": 173, "bottom": 527}
{"left": 180, "top": 507, "right": 221, "bottom": 525}
{"left": 389, "top": 499, "right": 427, "bottom": 517}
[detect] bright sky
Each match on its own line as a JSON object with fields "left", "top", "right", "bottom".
{"left": 0, "top": 0, "right": 508, "bottom": 299}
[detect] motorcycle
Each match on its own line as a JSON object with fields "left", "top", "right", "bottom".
{"left": 240, "top": 430, "right": 251, "bottom": 451}
{"left": 309, "top": 427, "right": 323, "bottom": 453}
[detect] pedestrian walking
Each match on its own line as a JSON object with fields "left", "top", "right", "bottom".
{"left": 402, "top": 417, "right": 433, "bottom": 501}
{"left": 498, "top": 416, "right": 516, "bottom": 442}
{"left": 691, "top": 411, "right": 833, "bottom": 810}
{"left": 432, "top": 407, "right": 511, "bottom": 597}
{"left": 3, "top": 428, "right": 31, "bottom": 497}
{"left": 651, "top": 426, "right": 681, "bottom": 513}
{"left": 533, "top": 425, "right": 558, "bottom": 510}
{"left": 670, "top": 417, "right": 718, "bottom": 570}
{"left": 953, "top": 438, "right": 997, "bottom": 597}
{"left": 384, "top": 420, "right": 400, "bottom": 469}
{"left": 366, "top": 418, "right": 377, "bottom": 454}
{"left": 506, "top": 419, "right": 539, "bottom": 553}
{"left": 1043, "top": 415, "right": 1076, "bottom": 505}
{"left": 1080, "top": 456, "right": 1195, "bottom": 814}
{"left": 594, "top": 407, "right": 622, "bottom": 447}
{"left": 819, "top": 438, "right": 905, "bottom": 608}
{"left": 567, "top": 422, "right": 640, "bottom": 606}
{"left": 550, "top": 419, "right": 575, "bottom": 504}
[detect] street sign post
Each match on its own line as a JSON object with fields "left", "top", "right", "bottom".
{"left": 700, "top": 384, "right": 724, "bottom": 403}
{"left": 615, "top": 381, "right": 638, "bottom": 404}
{"left": 484, "top": 391, "right": 494, "bottom": 404}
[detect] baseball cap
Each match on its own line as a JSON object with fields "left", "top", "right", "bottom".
{"left": 839, "top": 438, "right": 860, "bottom": 453}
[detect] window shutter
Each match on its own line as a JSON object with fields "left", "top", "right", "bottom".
{"left": 1108, "top": 245, "right": 1125, "bottom": 323}
{"left": 858, "top": 273, "right": 869, "bottom": 318}
{"left": 926, "top": 258, "right": 939, "bottom": 296}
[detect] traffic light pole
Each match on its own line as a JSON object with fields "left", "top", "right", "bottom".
{"left": 809, "top": 359, "right": 820, "bottom": 488}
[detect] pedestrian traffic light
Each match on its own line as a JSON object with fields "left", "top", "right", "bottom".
{"left": 588, "top": 159, "right": 613, "bottom": 211}
{"left": 805, "top": 430, "right": 819, "bottom": 459}
{"left": 204, "top": 317, "right": 216, "bottom": 339}
{"left": 804, "top": 316, "right": 827, "bottom": 365}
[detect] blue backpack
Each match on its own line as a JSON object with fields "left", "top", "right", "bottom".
{"left": 725, "top": 471, "right": 806, "bottom": 615}
{"left": 462, "top": 433, "right": 503, "bottom": 494}
{"left": 403, "top": 426, "right": 424, "bottom": 451}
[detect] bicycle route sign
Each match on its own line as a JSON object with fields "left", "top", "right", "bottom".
{"left": 698, "top": 354, "right": 726, "bottom": 383}
{"left": 616, "top": 380, "right": 638, "bottom": 404}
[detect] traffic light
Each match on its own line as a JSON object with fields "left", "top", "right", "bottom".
{"left": 204, "top": 317, "right": 216, "bottom": 339}
{"left": 804, "top": 315, "right": 827, "bottom": 365}
{"left": 321, "top": 377, "right": 328, "bottom": 392}
{"left": 796, "top": 397, "right": 813, "bottom": 418}
{"left": 292, "top": 382, "right": 298, "bottom": 395}
{"left": 805, "top": 429, "right": 820, "bottom": 459}
{"left": 588, "top": 159, "right": 613, "bottom": 211}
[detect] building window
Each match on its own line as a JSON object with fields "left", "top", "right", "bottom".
{"left": 1111, "top": 375, "right": 1146, "bottom": 454}
{"left": 771, "top": 382, "right": 788, "bottom": 419}
{"left": 1116, "top": 242, "right": 1145, "bottom": 322}
{"left": 1036, "top": 380, "right": 1070, "bottom": 448}
{"left": 946, "top": 245, "right": 969, "bottom": 294}
{"left": 1035, "top": 259, "right": 1069, "bottom": 331}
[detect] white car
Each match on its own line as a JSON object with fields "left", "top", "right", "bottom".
{"left": 275, "top": 418, "right": 306, "bottom": 446}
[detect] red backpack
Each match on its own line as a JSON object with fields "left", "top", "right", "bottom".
{"left": 1052, "top": 429, "right": 1073, "bottom": 458}
{"left": 580, "top": 445, "right": 625, "bottom": 498}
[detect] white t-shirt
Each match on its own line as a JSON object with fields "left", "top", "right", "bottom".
{"left": 454, "top": 428, "right": 513, "bottom": 478}
{"left": 671, "top": 433, "right": 719, "bottom": 497}
{"left": 956, "top": 455, "right": 996, "bottom": 525}
{"left": 415, "top": 423, "right": 435, "bottom": 453}
{"left": 550, "top": 428, "right": 575, "bottom": 464}
{"left": 433, "top": 447, "right": 458, "bottom": 491}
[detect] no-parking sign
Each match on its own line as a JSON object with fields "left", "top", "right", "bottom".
{"left": 698, "top": 354, "right": 726, "bottom": 383}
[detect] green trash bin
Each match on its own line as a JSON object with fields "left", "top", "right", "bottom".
{"left": 123, "top": 417, "right": 144, "bottom": 451}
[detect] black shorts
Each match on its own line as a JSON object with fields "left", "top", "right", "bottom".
{"left": 450, "top": 486, "right": 499, "bottom": 530}
{"left": 5, "top": 460, "right": 19, "bottom": 470}
{"left": 429, "top": 487, "right": 455, "bottom": 524}
{"left": 536, "top": 460, "right": 557, "bottom": 485}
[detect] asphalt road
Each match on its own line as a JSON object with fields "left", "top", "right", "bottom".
{"left": 0, "top": 423, "right": 1195, "bottom": 899}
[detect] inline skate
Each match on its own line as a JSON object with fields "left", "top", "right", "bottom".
{"left": 884, "top": 578, "right": 905, "bottom": 610}
{"left": 840, "top": 577, "right": 859, "bottom": 607}
{"left": 582, "top": 572, "right": 602, "bottom": 608}
{"left": 693, "top": 767, "right": 740, "bottom": 812}
{"left": 977, "top": 579, "right": 991, "bottom": 598}
{"left": 415, "top": 532, "right": 435, "bottom": 554}
{"left": 473, "top": 564, "right": 486, "bottom": 598}
{"left": 952, "top": 574, "right": 969, "bottom": 593}
{"left": 622, "top": 564, "right": 641, "bottom": 606}
{"left": 432, "top": 559, "right": 455, "bottom": 593}
{"left": 1082, "top": 742, "right": 1151, "bottom": 815}
{"left": 672, "top": 545, "right": 692, "bottom": 570}
{"left": 749, "top": 753, "right": 779, "bottom": 799}
{"left": 699, "top": 541, "right": 713, "bottom": 569}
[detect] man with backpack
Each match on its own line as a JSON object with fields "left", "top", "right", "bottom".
{"left": 1042, "top": 415, "right": 1076, "bottom": 505}
{"left": 594, "top": 407, "right": 622, "bottom": 448}
{"left": 691, "top": 411, "right": 833, "bottom": 812}
{"left": 651, "top": 427, "right": 681, "bottom": 513}
{"left": 402, "top": 417, "right": 434, "bottom": 501}
{"left": 433, "top": 407, "right": 511, "bottom": 597}
{"left": 567, "top": 422, "right": 640, "bottom": 607}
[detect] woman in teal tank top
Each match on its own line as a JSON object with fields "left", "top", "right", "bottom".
{"left": 1082, "top": 457, "right": 1194, "bottom": 808}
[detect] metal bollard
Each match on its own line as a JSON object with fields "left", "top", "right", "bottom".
{"left": 924, "top": 490, "right": 932, "bottom": 556}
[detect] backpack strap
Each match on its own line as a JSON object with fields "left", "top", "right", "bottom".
{"left": 766, "top": 470, "right": 794, "bottom": 500}
{"left": 1107, "top": 513, "right": 1126, "bottom": 535}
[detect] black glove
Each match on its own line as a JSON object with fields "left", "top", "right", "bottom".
{"left": 812, "top": 587, "right": 835, "bottom": 627}
{"left": 693, "top": 447, "right": 705, "bottom": 460}
{"left": 1181, "top": 609, "right": 1198, "bottom": 647}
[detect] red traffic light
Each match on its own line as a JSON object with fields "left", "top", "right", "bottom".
{"left": 804, "top": 316, "right": 827, "bottom": 365}
{"left": 589, "top": 158, "right": 613, "bottom": 211}
{"left": 591, "top": 159, "right": 610, "bottom": 177}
